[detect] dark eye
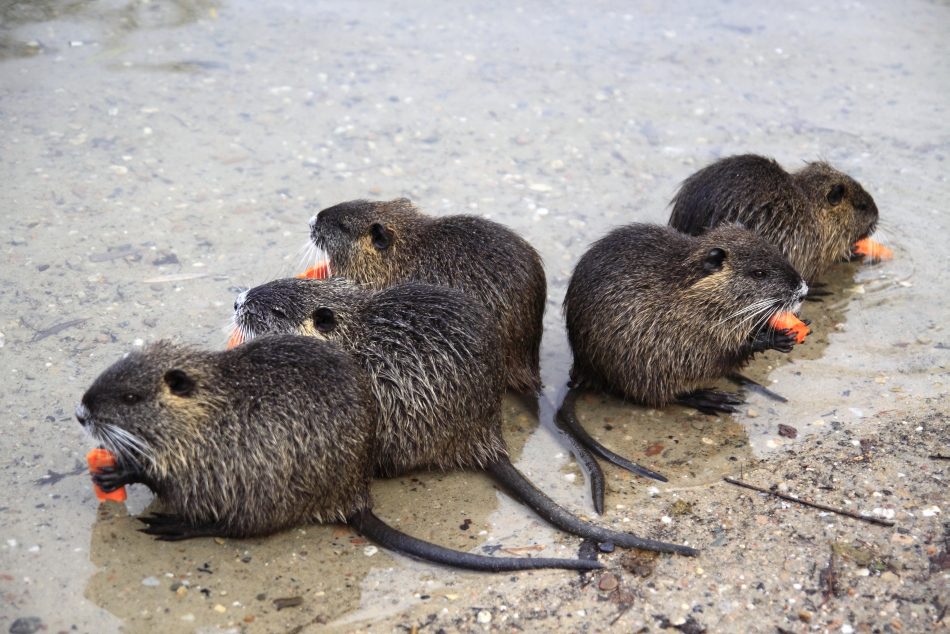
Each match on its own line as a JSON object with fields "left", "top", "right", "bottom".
{"left": 122, "top": 393, "right": 140, "bottom": 404}
{"left": 752, "top": 270, "right": 767, "bottom": 279}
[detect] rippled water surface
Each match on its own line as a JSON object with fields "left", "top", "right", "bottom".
{"left": 1, "top": 1, "right": 948, "bottom": 632}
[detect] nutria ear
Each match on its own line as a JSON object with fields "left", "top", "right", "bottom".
{"left": 164, "top": 369, "right": 195, "bottom": 397}
{"left": 827, "top": 183, "right": 846, "bottom": 206}
{"left": 313, "top": 307, "right": 337, "bottom": 333}
{"left": 703, "top": 247, "right": 727, "bottom": 273}
{"left": 369, "top": 223, "right": 391, "bottom": 250}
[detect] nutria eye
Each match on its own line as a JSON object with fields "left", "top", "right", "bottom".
{"left": 752, "top": 270, "right": 767, "bottom": 279}
{"left": 827, "top": 183, "right": 846, "bottom": 206}
{"left": 122, "top": 393, "right": 140, "bottom": 404}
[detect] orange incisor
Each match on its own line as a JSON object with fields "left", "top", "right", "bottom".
{"left": 227, "top": 328, "right": 244, "bottom": 350}
{"left": 297, "top": 258, "right": 331, "bottom": 279}
{"left": 853, "top": 238, "right": 893, "bottom": 261}
{"left": 768, "top": 312, "right": 810, "bottom": 344}
{"left": 87, "top": 448, "right": 127, "bottom": 502}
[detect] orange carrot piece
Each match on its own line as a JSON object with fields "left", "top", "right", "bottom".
{"left": 768, "top": 312, "right": 810, "bottom": 344}
{"left": 227, "top": 328, "right": 244, "bottom": 350}
{"left": 297, "top": 259, "right": 331, "bottom": 279}
{"left": 853, "top": 238, "right": 893, "bottom": 261}
{"left": 87, "top": 448, "right": 127, "bottom": 502}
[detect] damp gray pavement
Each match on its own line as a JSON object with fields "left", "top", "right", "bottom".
{"left": 2, "top": 0, "right": 949, "bottom": 632}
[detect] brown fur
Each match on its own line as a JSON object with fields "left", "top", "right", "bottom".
{"left": 76, "top": 336, "right": 377, "bottom": 538}
{"left": 232, "top": 279, "right": 508, "bottom": 477}
{"left": 564, "top": 224, "right": 807, "bottom": 406}
{"left": 669, "top": 155, "right": 879, "bottom": 282}
{"left": 310, "top": 198, "right": 546, "bottom": 393}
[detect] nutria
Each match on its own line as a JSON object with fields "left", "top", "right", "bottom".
{"left": 231, "top": 278, "right": 698, "bottom": 555}
{"left": 308, "top": 198, "right": 545, "bottom": 394}
{"left": 561, "top": 224, "right": 808, "bottom": 509}
{"left": 668, "top": 154, "right": 880, "bottom": 282}
{"left": 76, "top": 335, "right": 601, "bottom": 572}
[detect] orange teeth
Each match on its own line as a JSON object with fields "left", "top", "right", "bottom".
{"left": 768, "top": 312, "right": 810, "bottom": 344}
{"left": 853, "top": 238, "right": 893, "bottom": 262}
{"left": 227, "top": 328, "right": 244, "bottom": 350}
{"left": 297, "top": 259, "right": 331, "bottom": 279}
{"left": 87, "top": 448, "right": 127, "bottom": 502}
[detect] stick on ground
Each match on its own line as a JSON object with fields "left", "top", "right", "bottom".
{"left": 723, "top": 476, "right": 896, "bottom": 527}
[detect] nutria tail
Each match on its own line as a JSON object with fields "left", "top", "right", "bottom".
{"left": 347, "top": 509, "right": 603, "bottom": 572}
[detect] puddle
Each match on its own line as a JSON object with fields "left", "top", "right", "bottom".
{"left": 1, "top": 0, "right": 948, "bottom": 632}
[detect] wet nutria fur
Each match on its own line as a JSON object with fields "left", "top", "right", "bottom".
{"left": 233, "top": 279, "right": 506, "bottom": 477}
{"left": 309, "top": 198, "right": 545, "bottom": 393}
{"left": 564, "top": 224, "right": 808, "bottom": 409}
{"left": 76, "top": 335, "right": 601, "bottom": 571}
{"left": 668, "top": 154, "right": 879, "bottom": 282}
{"left": 77, "top": 336, "right": 377, "bottom": 537}
{"left": 232, "top": 278, "right": 699, "bottom": 555}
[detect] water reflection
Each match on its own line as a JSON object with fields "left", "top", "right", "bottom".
{"left": 0, "top": 0, "right": 220, "bottom": 60}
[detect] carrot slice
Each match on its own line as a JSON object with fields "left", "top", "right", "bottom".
{"left": 768, "top": 312, "right": 810, "bottom": 344}
{"left": 853, "top": 238, "right": 893, "bottom": 261}
{"left": 297, "top": 258, "right": 331, "bottom": 279}
{"left": 87, "top": 448, "right": 127, "bottom": 502}
{"left": 227, "top": 328, "right": 244, "bottom": 350}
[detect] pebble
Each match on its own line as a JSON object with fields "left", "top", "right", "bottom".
{"left": 364, "top": 545, "right": 378, "bottom": 556}
{"left": 515, "top": 135, "right": 532, "bottom": 145}
{"left": 213, "top": 604, "right": 226, "bottom": 613}
{"left": 798, "top": 610, "right": 812, "bottom": 622}
{"left": 9, "top": 617, "right": 43, "bottom": 634}
{"left": 880, "top": 571, "right": 900, "bottom": 582}
{"left": 141, "top": 576, "right": 160, "bottom": 586}
{"left": 599, "top": 574, "right": 619, "bottom": 591}
{"left": 476, "top": 610, "right": 492, "bottom": 623}
{"left": 599, "top": 541, "right": 615, "bottom": 553}
{"left": 918, "top": 334, "right": 932, "bottom": 344}
{"left": 747, "top": 409, "right": 758, "bottom": 418}
{"left": 856, "top": 568, "right": 870, "bottom": 577}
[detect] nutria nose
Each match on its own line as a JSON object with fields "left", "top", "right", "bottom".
{"left": 75, "top": 403, "right": 90, "bottom": 427}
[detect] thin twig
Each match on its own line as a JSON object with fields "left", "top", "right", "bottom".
{"left": 929, "top": 454, "right": 950, "bottom": 460}
{"left": 723, "top": 476, "right": 895, "bottom": 526}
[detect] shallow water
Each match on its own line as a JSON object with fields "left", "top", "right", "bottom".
{"left": 1, "top": 0, "right": 948, "bottom": 632}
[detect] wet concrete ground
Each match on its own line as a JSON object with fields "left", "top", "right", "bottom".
{"left": 1, "top": 0, "right": 948, "bottom": 632}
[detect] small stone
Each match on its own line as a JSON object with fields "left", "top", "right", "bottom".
{"left": 364, "top": 545, "right": 378, "bottom": 556}
{"left": 9, "top": 617, "right": 43, "bottom": 634}
{"left": 599, "top": 574, "right": 619, "bottom": 591}
{"left": 176, "top": 585, "right": 188, "bottom": 596}
{"left": 515, "top": 135, "right": 532, "bottom": 145}
{"left": 598, "top": 541, "right": 615, "bottom": 553}
{"left": 213, "top": 604, "right": 226, "bottom": 613}
{"left": 214, "top": 537, "right": 225, "bottom": 545}
{"left": 141, "top": 576, "right": 160, "bottom": 586}
{"left": 918, "top": 334, "right": 932, "bottom": 344}
{"left": 778, "top": 424, "right": 798, "bottom": 439}
{"left": 244, "top": 616, "right": 255, "bottom": 623}
{"left": 476, "top": 610, "right": 492, "bottom": 623}
{"left": 880, "top": 571, "right": 899, "bottom": 582}
{"left": 798, "top": 610, "right": 812, "bottom": 622}
{"left": 747, "top": 409, "right": 758, "bottom": 418}
{"left": 256, "top": 593, "right": 266, "bottom": 601}
{"left": 890, "top": 533, "right": 914, "bottom": 544}
{"left": 856, "top": 568, "right": 870, "bottom": 577}
{"left": 170, "top": 582, "right": 181, "bottom": 591}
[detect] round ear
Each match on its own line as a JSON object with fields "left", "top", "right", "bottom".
{"left": 312, "top": 307, "right": 338, "bottom": 333}
{"left": 826, "top": 183, "right": 846, "bottom": 206}
{"left": 369, "top": 223, "right": 391, "bottom": 250}
{"left": 703, "top": 247, "right": 727, "bottom": 273}
{"left": 164, "top": 369, "right": 195, "bottom": 397}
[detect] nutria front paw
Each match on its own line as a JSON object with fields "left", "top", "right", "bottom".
{"left": 91, "top": 464, "right": 142, "bottom": 492}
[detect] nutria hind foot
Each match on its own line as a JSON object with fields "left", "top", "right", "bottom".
{"left": 555, "top": 389, "right": 668, "bottom": 513}
{"left": 138, "top": 514, "right": 226, "bottom": 541}
{"left": 485, "top": 457, "right": 697, "bottom": 556}
{"left": 346, "top": 508, "right": 602, "bottom": 572}
{"left": 726, "top": 373, "right": 788, "bottom": 404}
{"left": 676, "top": 389, "right": 744, "bottom": 415}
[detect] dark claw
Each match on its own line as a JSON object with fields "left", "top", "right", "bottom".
{"left": 138, "top": 515, "right": 223, "bottom": 541}
{"left": 677, "top": 389, "right": 744, "bottom": 415}
{"left": 91, "top": 466, "right": 126, "bottom": 493}
{"left": 772, "top": 328, "right": 797, "bottom": 354}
